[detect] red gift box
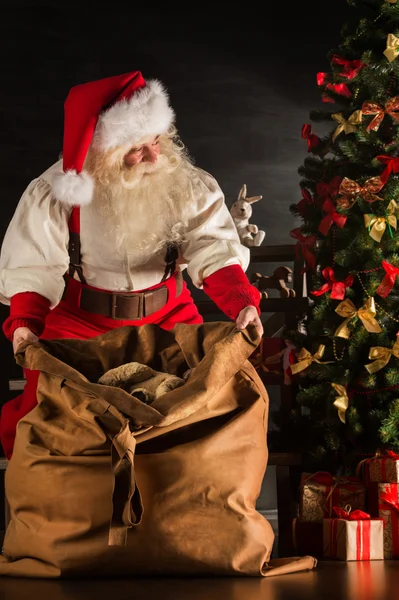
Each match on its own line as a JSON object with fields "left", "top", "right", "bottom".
{"left": 377, "top": 482, "right": 399, "bottom": 559}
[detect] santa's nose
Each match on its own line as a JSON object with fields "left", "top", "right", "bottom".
{"left": 143, "top": 148, "right": 158, "bottom": 163}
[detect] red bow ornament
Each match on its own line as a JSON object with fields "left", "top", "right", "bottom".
{"left": 376, "top": 261, "right": 399, "bottom": 298}
{"left": 301, "top": 124, "right": 321, "bottom": 151}
{"left": 377, "top": 154, "right": 399, "bottom": 184}
{"left": 297, "top": 188, "right": 313, "bottom": 217}
{"left": 331, "top": 54, "right": 365, "bottom": 80}
{"left": 318, "top": 198, "right": 347, "bottom": 236}
{"left": 311, "top": 267, "right": 354, "bottom": 300}
{"left": 316, "top": 176, "right": 342, "bottom": 203}
{"left": 290, "top": 228, "right": 317, "bottom": 271}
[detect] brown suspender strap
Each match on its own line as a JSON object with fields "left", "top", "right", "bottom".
{"left": 66, "top": 207, "right": 183, "bottom": 311}
{"left": 161, "top": 243, "right": 179, "bottom": 282}
{"left": 67, "top": 206, "right": 87, "bottom": 284}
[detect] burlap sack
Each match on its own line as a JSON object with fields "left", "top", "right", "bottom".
{"left": 0, "top": 322, "right": 316, "bottom": 578}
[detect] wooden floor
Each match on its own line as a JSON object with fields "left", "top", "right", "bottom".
{"left": 0, "top": 561, "right": 397, "bottom": 600}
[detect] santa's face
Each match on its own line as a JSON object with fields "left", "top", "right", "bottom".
{"left": 123, "top": 135, "right": 161, "bottom": 167}
{"left": 84, "top": 131, "right": 194, "bottom": 260}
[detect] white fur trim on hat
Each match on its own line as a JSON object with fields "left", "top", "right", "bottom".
{"left": 93, "top": 79, "right": 175, "bottom": 151}
{"left": 52, "top": 169, "right": 94, "bottom": 206}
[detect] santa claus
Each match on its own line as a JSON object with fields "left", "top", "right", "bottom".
{"left": 0, "top": 70, "right": 263, "bottom": 459}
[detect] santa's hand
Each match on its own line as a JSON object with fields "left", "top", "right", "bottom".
{"left": 235, "top": 306, "right": 263, "bottom": 339}
{"left": 12, "top": 327, "right": 39, "bottom": 354}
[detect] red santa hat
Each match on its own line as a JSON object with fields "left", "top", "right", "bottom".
{"left": 52, "top": 70, "right": 175, "bottom": 206}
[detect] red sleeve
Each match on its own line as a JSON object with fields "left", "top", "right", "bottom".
{"left": 202, "top": 264, "right": 261, "bottom": 320}
{"left": 2, "top": 292, "right": 51, "bottom": 341}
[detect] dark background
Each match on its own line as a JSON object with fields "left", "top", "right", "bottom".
{"left": 0, "top": 1, "right": 351, "bottom": 421}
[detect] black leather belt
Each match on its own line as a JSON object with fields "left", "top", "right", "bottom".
{"left": 76, "top": 272, "right": 183, "bottom": 320}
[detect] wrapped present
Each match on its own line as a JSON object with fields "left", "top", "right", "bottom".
{"left": 299, "top": 471, "right": 366, "bottom": 523}
{"left": 323, "top": 506, "right": 384, "bottom": 561}
{"left": 249, "top": 337, "right": 284, "bottom": 374}
{"left": 377, "top": 482, "right": 399, "bottom": 559}
{"left": 292, "top": 518, "right": 323, "bottom": 557}
{"left": 358, "top": 450, "right": 399, "bottom": 484}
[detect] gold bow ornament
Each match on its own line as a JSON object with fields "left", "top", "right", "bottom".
{"left": 337, "top": 176, "right": 384, "bottom": 209}
{"left": 331, "top": 110, "right": 363, "bottom": 142}
{"left": 361, "top": 97, "right": 399, "bottom": 132}
{"left": 384, "top": 34, "right": 399, "bottom": 62}
{"left": 334, "top": 297, "right": 382, "bottom": 339}
{"left": 364, "top": 199, "right": 398, "bottom": 243}
{"left": 365, "top": 337, "right": 399, "bottom": 374}
{"left": 331, "top": 383, "right": 349, "bottom": 423}
{"left": 385, "top": 0, "right": 397, "bottom": 4}
{"left": 290, "top": 345, "right": 333, "bottom": 374}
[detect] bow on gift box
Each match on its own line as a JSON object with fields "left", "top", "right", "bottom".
{"left": 361, "top": 97, "right": 399, "bottom": 132}
{"left": 290, "top": 345, "right": 333, "bottom": 374}
{"left": 334, "top": 297, "right": 382, "bottom": 339}
{"left": 376, "top": 260, "right": 399, "bottom": 298}
{"left": 365, "top": 337, "right": 399, "bottom": 374}
{"left": 364, "top": 199, "right": 398, "bottom": 243}
{"left": 318, "top": 198, "right": 348, "bottom": 236}
{"left": 331, "top": 54, "right": 365, "bottom": 80}
{"left": 290, "top": 228, "right": 317, "bottom": 271}
{"left": 331, "top": 383, "right": 349, "bottom": 423}
{"left": 384, "top": 34, "right": 399, "bottom": 62}
{"left": 301, "top": 124, "right": 321, "bottom": 151}
{"left": 332, "top": 505, "right": 371, "bottom": 520}
{"left": 311, "top": 267, "right": 353, "bottom": 300}
{"left": 332, "top": 111, "right": 363, "bottom": 141}
{"left": 337, "top": 176, "right": 385, "bottom": 209}
{"left": 377, "top": 154, "right": 399, "bottom": 185}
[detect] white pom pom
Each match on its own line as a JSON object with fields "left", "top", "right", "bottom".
{"left": 52, "top": 170, "right": 94, "bottom": 206}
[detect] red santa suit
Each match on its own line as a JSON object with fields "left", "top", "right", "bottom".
{"left": 0, "top": 71, "right": 261, "bottom": 459}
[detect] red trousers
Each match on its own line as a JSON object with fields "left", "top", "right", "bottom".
{"left": 0, "top": 273, "right": 202, "bottom": 459}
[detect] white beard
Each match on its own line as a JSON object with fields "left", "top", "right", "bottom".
{"left": 89, "top": 153, "right": 194, "bottom": 267}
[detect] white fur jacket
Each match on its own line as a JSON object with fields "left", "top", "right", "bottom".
{"left": 0, "top": 161, "right": 250, "bottom": 308}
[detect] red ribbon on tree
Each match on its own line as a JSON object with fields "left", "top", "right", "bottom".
{"left": 318, "top": 198, "right": 347, "bottom": 235}
{"left": 376, "top": 154, "right": 399, "bottom": 184}
{"left": 297, "top": 188, "right": 313, "bottom": 217}
{"left": 331, "top": 54, "right": 365, "bottom": 79}
{"left": 376, "top": 260, "right": 399, "bottom": 298}
{"left": 311, "top": 267, "right": 353, "bottom": 300}
{"left": 301, "top": 124, "right": 321, "bottom": 151}
{"left": 290, "top": 228, "right": 317, "bottom": 271}
{"left": 318, "top": 80, "right": 352, "bottom": 103}
{"left": 315, "top": 176, "right": 342, "bottom": 202}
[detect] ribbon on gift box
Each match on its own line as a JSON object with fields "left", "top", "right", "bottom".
{"left": 301, "top": 471, "right": 364, "bottom": 519}
{"left": 379, "top": 484, "right": 399, "bottom": 556}
{"left": 357, "top": 450, "right": 399, "bottom": 483}
{"left": 328, "top": 505, "right": 372, "bottom": 560}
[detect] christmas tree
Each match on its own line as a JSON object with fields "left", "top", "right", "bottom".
{"left": 277, "top": 0, "right": 399, "bottom": 474}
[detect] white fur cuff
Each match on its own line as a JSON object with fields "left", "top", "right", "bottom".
{"left": 52, "top": 170, "right": 94, "bottom": 206}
